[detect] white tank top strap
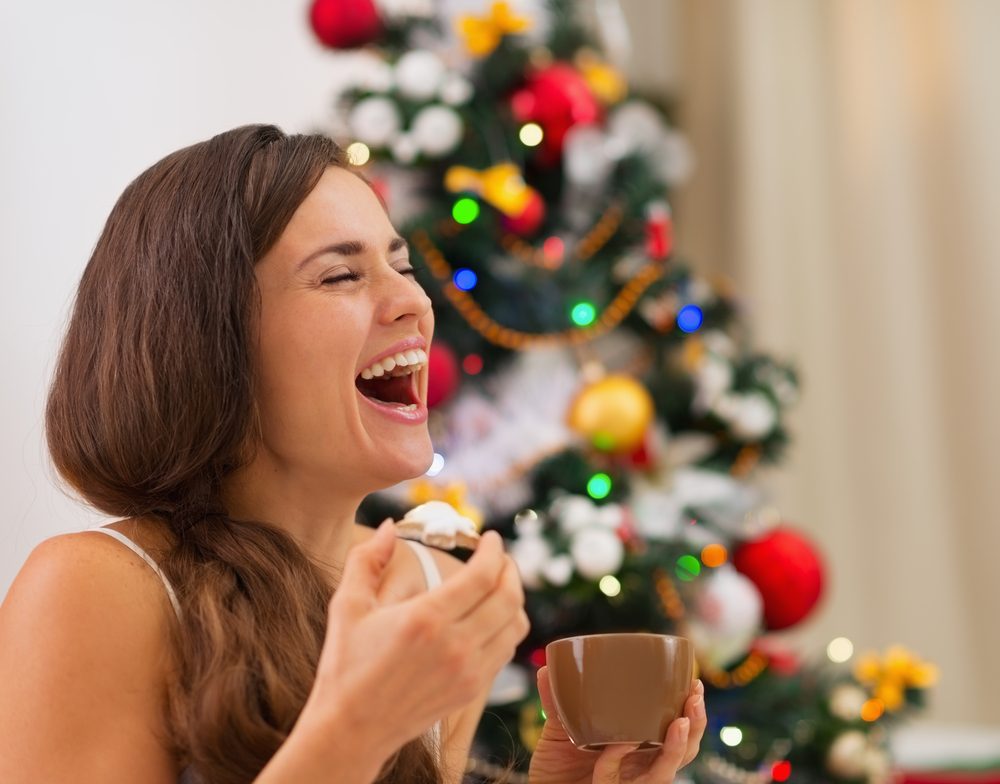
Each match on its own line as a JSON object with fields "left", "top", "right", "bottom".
{"left": 398, "top": 538, "right": 445, "bottom": 757}
{"left": 399, "top": 538, "right": 443, "bottom": 590}
{"left": 86, "top": 526, "right": 182, "bottom": 621}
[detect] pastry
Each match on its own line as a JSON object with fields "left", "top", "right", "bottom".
{"left": 394, "top": 500, "right": 481, "bottom": 550}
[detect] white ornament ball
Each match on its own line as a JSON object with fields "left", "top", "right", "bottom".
{"left": 551, "top": 495, "right": 599, "bottom": 536}
{"left": 608, "top": 100, "right": 667, "bottom": 155}
{"left": 348, "top": 96, "right": 401, "bottom": 148}
{"left": 693, "top": 357, "right": 733, "bottom": 414}
{"left": 542, "top": 554, "right": 574, "bottom": 586}
{"left": 595, "top": 503, "right": 624, "bottom": 530}
{"left": 865, "top": 747, "right": 892, "bottom": 784}
{"left": 564, "top": 125, "right": 615, "bottom": 187}
{"left": 728, "top": 393, "right": 777, "bottom": 441}
{"left": 570, "top": 526, "right": 624, "bottom": 580}
{"left": 394, "top": 50, "right": 446, "bottom": 101}
{"left": 511, "top": 535, "right": 552, "bottom": 589}
{"left": 828, "top": 683, "right": 867, "bottom": 721}
{"left": 410, "top": 105, "right": 464, "bottom": 157}
{"left": 826, "top": 731, "right": 870, "bottom": 780}
{"left": 356, "top": 59, "right": 394, "bottom": 93}
{"left": 439, "top": 73, "right": 474, "bottom": 105}
{"left": 391, "top": 133, "right": 419, "bottom": 164}
{"left": 686, "top": 566, "right": 763, "bottom": 669}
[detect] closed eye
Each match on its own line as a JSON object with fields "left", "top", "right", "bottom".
{"left": 322, "top": 271, "right": 363, "bottom": 285}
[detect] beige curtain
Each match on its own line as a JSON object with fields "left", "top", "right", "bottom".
{"left": 670, "top": 0, "right": 1000, "bottom": 724}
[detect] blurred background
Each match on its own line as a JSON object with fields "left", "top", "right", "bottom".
{"left": 1, "top": 0, "right": 997, "bottom": 760}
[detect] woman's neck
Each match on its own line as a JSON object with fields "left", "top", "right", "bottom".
{"left": 221, "top": 455, "right": 362, "bottom": 575}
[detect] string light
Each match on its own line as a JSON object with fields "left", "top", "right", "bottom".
{"left": 453, "top": 268, "right": 478, "bottom": 291}
{"left": 462, "top": 354, "right": 484, "bottom": 375}
{"left": 586, "top": 473, "right": 612, "bottom": 499}
{"left": 346, "top": 141, "right": 371, "bottom": 166}
{"left": 411, "top": 229, "right": 665, "bottom": 350}
{"left": 861, "top": 699, "right": 885, "bottom": 722}
{"left": 571, "top": 302, "right": 596, "bottom": 327}
{"left": 701, "top": 543, "right": 728, "bottom": 568}
{"left": 827, "top": 637, "right": 855, "bottom": 663}
{"left": 675, "top": 555, "right": 701, "bottom": 582}
{"left": 677, "top": 304, "right": 704, "bottom": 333}
{"left": 598, "top": 575, "right": 621, "bottom": 597}
{"left": 771, "top": 761, "right": 792, "bottom": 782}
{"left": 452, "top": 197, "right": 480, "bottom": 224}
{"left": 542, "top": 236, "right": 564, "bottom": 264}
{"left": 519, "top": 122, "right": 544, "bottom": 147}
{"left": 720, "top": 727, "right": 743, "bottom": 747}
{"left": 426, "top": 453, "right": 445, "bottom": 477}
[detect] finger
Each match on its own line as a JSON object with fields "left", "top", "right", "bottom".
{"left": 419, "top": 531, "right": 507, "bottom": 619}
{"left": 593, "top": 743, "right": 639, "bottom": 783}
{"left": 535, "top": 667, "right": 571, "bottom": 740}
{"left": 642, "top": 717, "right": 689, "bottom": 781}
{"left": 457, "top": 558, "right": 524, "bottom": 643}
{"left": 680, "top": 680, "right": 707, "bottom": 767}
{"left": 335, "top": 520, "right": 397, "bottom": 615}
{"left": 480, "top": 609, "right": 531, "bottom": 676}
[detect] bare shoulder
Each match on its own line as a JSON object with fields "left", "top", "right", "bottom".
{"left": 0, "top": 528, "right": 179, "bottom": 783}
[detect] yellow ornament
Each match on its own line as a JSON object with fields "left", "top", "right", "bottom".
{"left": 457, "top": 1, "right": 531, "bottom": 58}
{"left": 567, "top": 374, "right": 655, "bottom": 453}
{"left": 444, "top": 162, "right": 535, "bottom": 217}
{"left": 575, "top": 49, "right": 628, "bottom": 105}
{"left": 853, "top": 645, "right": 939, "bottom": 713}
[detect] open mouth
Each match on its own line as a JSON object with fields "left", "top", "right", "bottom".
{"left": 355, "top": 348, "right": 427, "bottom": 409}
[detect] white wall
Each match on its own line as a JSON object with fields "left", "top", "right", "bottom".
{"left": 0, "top": 0, "right": 351, "bottom": 596}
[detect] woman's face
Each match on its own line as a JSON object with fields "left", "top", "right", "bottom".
{"left": 251, "top": 166, "right": 435, "bottom": 494}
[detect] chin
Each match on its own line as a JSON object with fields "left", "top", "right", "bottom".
{"left": 370, "top": 436, "right": 435, "bottom": 489}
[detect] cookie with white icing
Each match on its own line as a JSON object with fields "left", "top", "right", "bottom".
{"left": 394, "top": 500, "right": 481, "bottom": 550}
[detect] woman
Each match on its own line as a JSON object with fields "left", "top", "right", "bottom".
{"left": 0, "top": 125, "right": 706, "bottom": 783}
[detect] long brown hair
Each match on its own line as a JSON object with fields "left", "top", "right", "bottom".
{"left": 45, "top": 125, "right": 441, "bottom": 784}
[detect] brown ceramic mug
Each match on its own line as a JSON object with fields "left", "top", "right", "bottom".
{"left": 545, "top": 632, "right": 695, "bottom": 750}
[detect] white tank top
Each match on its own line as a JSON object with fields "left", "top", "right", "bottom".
{"left": 85, "top": 525, "right": 445, "bottom": 781}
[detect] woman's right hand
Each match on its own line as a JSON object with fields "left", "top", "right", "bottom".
{"left": 300, "top": 519, "right": 529, "bottom": 761}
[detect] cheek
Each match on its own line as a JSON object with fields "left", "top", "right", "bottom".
{"left": 256, "top": 300, "right": 365, "bottom": 417}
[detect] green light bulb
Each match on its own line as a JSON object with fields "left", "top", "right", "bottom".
{"left": 571, "top": 302, "right": 596, "bottom": 327}
{"left": 452, "top": 198, "right": 480, "bottom": 224}
{"left": 587, "top": 473, "right": 612, "bottom": 499}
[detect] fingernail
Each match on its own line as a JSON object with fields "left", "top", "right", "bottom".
{"left": 694, "top": 678, "right": 705, "bottom": 696}
{"left": 692, "top": 694, "right": 705, "bottom": 718}
{"left": 678, "top": 718, "right": 690, "bottom": 738}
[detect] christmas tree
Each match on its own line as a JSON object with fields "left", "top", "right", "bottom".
{"left": 307, "top": 1, "right": 935, "bottom": 781}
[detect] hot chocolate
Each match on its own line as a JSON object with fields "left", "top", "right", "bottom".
{"left": 545, "top": 632, "right": 694, "bottom": 750}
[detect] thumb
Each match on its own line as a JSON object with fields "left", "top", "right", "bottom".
{"left": 337, "top": 519, "right": 397, "bottom": 613}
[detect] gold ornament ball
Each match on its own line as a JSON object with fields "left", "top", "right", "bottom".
{"left": 567, "top": 374, "right": 655, "bottom": 453}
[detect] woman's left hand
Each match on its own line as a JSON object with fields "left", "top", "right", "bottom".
{"left": 528, "top": 667, "right": 707, "bottom": 784}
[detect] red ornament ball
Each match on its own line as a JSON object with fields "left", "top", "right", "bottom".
{"left": 500, "top": 190, "right": 546, "bottom": 237}
{"left": 510, "top": 64, "right": 601, "bottom": 164}
{"left": 426, "top": 342, "right": 460, "bottom": 408}
{"left": 309, "top": 0, "right": 382, "bottom": 49}
{"left": 732, "top": 527, "right": 825, "bottom": 631}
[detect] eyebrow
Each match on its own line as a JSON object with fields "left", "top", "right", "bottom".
{"left": 296, "top": 236, "right": 408, "bottom": 272}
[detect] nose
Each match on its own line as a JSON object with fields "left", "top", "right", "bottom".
{"left": 377, "top": 267, "right": 433, "bottom": 326}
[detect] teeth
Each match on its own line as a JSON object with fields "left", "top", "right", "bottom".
{"left": 358, "top": 348, "right": 428, "bottom": 381}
